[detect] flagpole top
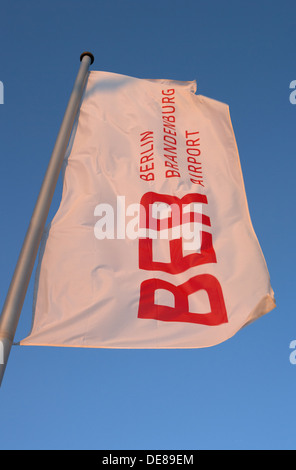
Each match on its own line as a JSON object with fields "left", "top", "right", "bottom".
{"left": 80, "top": 52, "right": 94, "bottom": 65}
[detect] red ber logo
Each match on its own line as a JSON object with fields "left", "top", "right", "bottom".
{"left": 138, "top": 275, "right": 228, "bottom": 326}
{"left": 137, "top": 192, "right": 228, "bottom": 326}
{"left": 139, "top": 192, "right": 216, "bottom": 274}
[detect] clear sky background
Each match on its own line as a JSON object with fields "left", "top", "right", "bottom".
{"left": 0, "top": 0, "right": 295, "bottom": 450}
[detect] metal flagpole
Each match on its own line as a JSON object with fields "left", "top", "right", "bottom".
{"left": 0, "top": 52, "right": 95, "bottom": 386}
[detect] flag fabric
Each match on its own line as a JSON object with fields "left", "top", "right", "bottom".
{"left": 20, "top": 71, "right": 276, "bottom": 349}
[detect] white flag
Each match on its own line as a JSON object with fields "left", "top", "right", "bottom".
{"left": 20, "top": 71, "right": 276, "bottom": 349}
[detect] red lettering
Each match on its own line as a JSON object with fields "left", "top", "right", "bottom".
{"left": 166, "top": 170, "right": 180, "bottom": 178}
{"left": 164, "top": 154, "right": 178, "bottom": 164}
{"left": 140, "top": 162, "right": 154, "bottom": 173}
{"left": 140, "top": 173, "right": 154, "bottom": 181}
{"left": 162, "top": 106, "right": 175, "bottom": 114}
{"left": 162, "top": 89, "right": 175, "bottom": 96}
{"left": 186, "top": 138, "right": 200, "bottom": 146}
{"left": 163, "top": 115, "right": 175, "bottom": 123}
{"left": 191, "top": 179, "right": 205, "bottom": 187}
{"left": 140, "top": 131, "right": 153, "bottom": 142}
{"left": 140, "top": 154, "right": 153, "bottom": 164}
{"left": 188, "top": 165, "right": 202, "bottom": 174}
{"left": 140, "top": 131, "right": 155, "bottom": 181}
{"left": 185, "top": 130, "right": 199, "bottom": 138}
{"left": 185, "top": 130, "right": 203, "bottom": 187}
{"left": 163, "top": 126, "right": 177, "bottom": 136}
{"left": 165, "top": 161, "right": 179, "bottom": 170}
{"left": 164, "top": 135, "right": 177, "bottom": 146}
{"left": 138, "top": 275, "right": 228, "bottom": 326}
{"left": 139, "top": 192, "right": 216, "bottom": 274}
{"left": 137, "top": 191, "right": 228, "bottom": 327}
{"left": 162, "top": 96, "right": 175, "bottom": 104}
{"left": 187, "top": 156, "right": 200, "bottom": 164}
{"left": 187, "top": 148, "right": 201, "bottom": 157}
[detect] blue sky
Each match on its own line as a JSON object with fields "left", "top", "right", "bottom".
{"left": 0, "top": 0, "right": 295, "bottom": 450}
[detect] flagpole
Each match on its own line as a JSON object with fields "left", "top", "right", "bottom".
{"left": 0, "top": 52, "right": 94, "bottom": 386}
